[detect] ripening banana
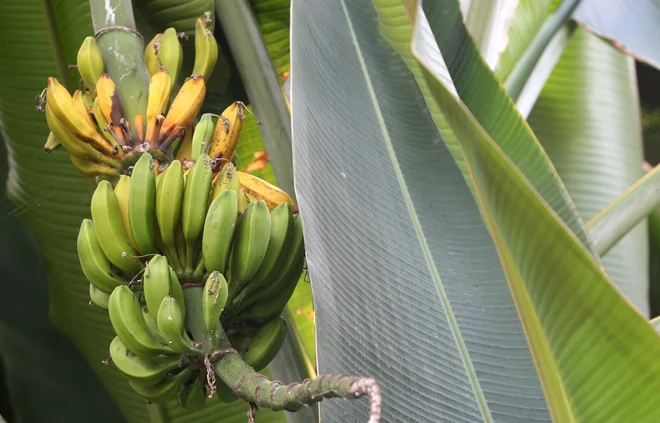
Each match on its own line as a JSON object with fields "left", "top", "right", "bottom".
{"left": 145, "top": 33, "right": 162, "bottom": 77}
{"left": 245, "top": 202, "right": 294, "bottom": 290}
{"left": 134, "top": 115, "right": 145, "bottom": 142}
{"left": 69, "top": 154, "right": 120, "bottom": 177}
{"left": 108, "top": 336, "right": 180, "bottom": 386}
{"left": 227, "top": 200, "right": 271, "bottom": 299}
{"left": 156, "top": 160, "right": 185, "bottom": 269}
{"left": 129, "top": 365, "right": 196, "bottom": 403}
{"left": 175, "top": 125, "right": 194, "bottom": 161}
{"left": 89, "top": 284, "right": 111, "bottom": 310}
{"left": 145, "top": 68, "right": 172, "bottom": 146}
{"left": 108, "top": 285, "right": 174, "bottom": 357}
{"left": 129, "top": 153, "right": 158, "bottom": 254}
{"left": 191, "top": 113, "right": 216, "bottom": 159}
{"left": 72, "top": 90, "right": 94, "bottom": 120}
{"left": 158, "top": 28, "right": 183, "bottom": 88}
{"left": 181, "top": 154, "right": 213, "bottom": 273}
{"left": 179, "top": 374, "right": 207, "bottom": 411}
{"left": 43, "top": 131, "right": 61, "bottom": 152}
{"left": 45, "top": 104, "right": 120, "bottom": 166}
{"left": 159, "top": 76, "right": 206, "bottom": 145}
{"left": 202, "top": 271, "right": 228, "bottom": 349}
{"left": 143, "top": 255, "right": 184, "bottom": 317}
{"left": 157, "top": 296, "right": 199, "bottom": 354}
{"left": 142, "top": 306, "right": 168, "bottom": 345}
{"left": 235, "top": 213, "right": 304, "bottom": 315}
{"left": 208, "top": 102, "right": 244, "bottom": 162}
{"left": 96, "top": 74, "right": 128, "bottom": 146}
{"left": 45, "top": 77, "right": 115, "bottom": 155}
{"left": 237, "top": 171, "right": 298, "bottom": 213}
{"left": 90, "top": 180, "right": 143, "bottom": 276}
{"left": 210, "top": 163, "right": 248, "bottom": 212}
{"left": 77, "top": 36, "right": 104, "bottom": 94}
{"left": 192, "top": 18, "right": 218, "bottom": 80}
{"left": 93, "top": 96, "right": 118, "bottom": 146}
{"left": 77, "top": 219, "right": 129, "bottom": 293}
{"left": 241, "top": 316, "right": 287, "bottom": 371}
{"left": 113, "top": 175, "right": 139, "bottom": 250}
{"left": 202, "top": 190, "right": 238, "bottom": 274}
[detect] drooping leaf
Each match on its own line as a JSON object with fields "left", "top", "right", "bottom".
{"left": 574, "top": 0, "right": 660, "bottom": 69}
{"left": 528, "top": 28, "right": 649, "bottom": 315}
{"left": 249, "top": 0, "right": 291, "bottom": 81}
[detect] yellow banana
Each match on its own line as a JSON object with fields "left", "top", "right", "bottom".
{"left": 145, "top": 33, "right": 162, "bottom": 77}
{"left": 145, "top": 68, "right": 172, "bottom": 146}
{"left": 96, "top": 73, "right": 128, "bottom": 146}
{"left": 72, "top": 90, "right": 95, "bottom": 126}
{"left": 210, "top": 163, "right": 248, "bottom": 212}
{"left": 43, "top": 131, "right": 61, "bottom": 152}
{"left": 77, "top": 36, "right": 104, "bottom": 94}
{"left": 208, "top": 102, "right": 244, "bottom": 161}
{"left": 46, "top": 77, "right": 115, "bottom": 155}
{"left": 69, "top": 154, "right": 119, "bottom": 177}
{"left": 236, "top": 171, "right": 297, "bottom": 213}
{"left": 175, "top": 125, "right": 193, "bottom": 161}
{"left": 93, "top": 96, "right": 119, "bottom": 147}
{"left": 45, "top": 104, "right": 121, "bottom": 167}
{"left": 192, "top": 18, "right": 218, "bottom": 80}
{"left": 158, "top": 28, "right": 183, "bottom": 88}
{"left": 159, "top": 76, "right": 206, "bottom": 147}
{"left": 134, "top": 114, "right": 145, "bottom": 142}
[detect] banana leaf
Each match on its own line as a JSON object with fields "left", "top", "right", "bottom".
{"left": 291, "top": 0, "right": 660, "bottom": 421}
{"left": 528, "top": 27, "right": 648, "bottom": 315}
{"left": 574, "top": 0, "right": 660, "bottom": 69}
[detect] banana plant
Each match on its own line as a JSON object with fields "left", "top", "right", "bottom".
{"left": 2, "top": 0, "right": 660, "bottom": 422}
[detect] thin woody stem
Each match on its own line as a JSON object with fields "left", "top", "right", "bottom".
{"left": 212, "top": 347, "right": 382, "bottom": 422}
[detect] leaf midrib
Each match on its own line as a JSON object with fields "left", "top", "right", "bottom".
{"left": 338, "top": 1, "right": 492, "bottom": 421}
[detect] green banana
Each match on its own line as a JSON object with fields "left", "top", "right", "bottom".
{"left": 129, "top": 365, "right": 196, "bottom": 403}
{"left": 89, "top": 284, "right": 111, "bottom": 309}
{"left": 227, "top": 200, "right": 271, "bottom": 299}
{"left": 202, "top": 271, "right": 228, "bottom": 349}
{"left": 109, "top": 336, "right": 180, "bottom": 386}
{"left": 77, "top": 36, "right": 104, "bottom": 94}
{"left": 143, "top": 255, "right": 185, "bottom": 316}
{"left": 77, "top": 219, "right": 128, "bottom": 293}
{"left": 169, "top": 268, "right": 186, "bottom": 317}
{"left": 108, "top": 285, "right": 173, "bottom": 357}
{"left": 192, "top": 18, "right": 218, "bottom": 80}
{"left": 202, "top": 190, "right": 238, "bottom": 274}
{"left": 210, "top": 163, "right": 248, "bottom": 212}
{"left": 245, "top": 202, "right": 294, "bottom": 289}
{"left": 142, "top": 306, "right": 168, "bottom": 345}
{"left": 158, "top": 28, "right": 183, "bottom": 88}
{"left": 114, "top": 175, "right": 139, "bottom": 250}
{"left": 181, "top": 154, "right": 213, "bottom": 273}
{"left": 129, "top": 153, "right": 158, "bottom": 254}
{"left": 235, "top": 214, "right": 305, "bottom": 314}
{"left": 241, "top": 316, "right": 287, "bottom": 371}
{"left": 227, "top": 332, "right": 251, "bottom": 353}
{"left": 179, "top": 374, "right": 207, "bottom": 411}
{"left": 91, "top": 180, "right": 143, "bottom": 276}
{"left": 191, "top": 113, "right": 216, "bottom": 159}
{"left": 157, "top": 296, "right": 199, "bottom": 354}
{"left": 155, "top": 160, "right": 184, "bottom": 271}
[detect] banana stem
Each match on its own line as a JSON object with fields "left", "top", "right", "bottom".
{"left": 212, "top": 347, "right": 382, "bottom": 422}
{"left": 89, "top": 0, "right": 150, "bottom": 138}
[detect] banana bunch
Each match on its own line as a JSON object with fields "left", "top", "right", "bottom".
{"left": 42, "top": 17, "right": 219, "bottom": 177}
{"left": 78, "top": 147, "right": 304, "bottom": 406}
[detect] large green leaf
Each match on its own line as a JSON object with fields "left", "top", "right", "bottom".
{"left": 0, "top": 139, "right": 124, "bottom": 422}
{"left": 249, "top": 0, "right": 290, "bottom": 80}
{"left": 574, "top": 0, "right": 660, "bottom": 69}
{"left": 291, "top": 1, "right": 550, "bottom": 421}
{"left": 528, "top": 28, "right": 649, "bottom": 315}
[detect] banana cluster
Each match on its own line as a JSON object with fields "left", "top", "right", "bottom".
{"left": 78, "top": 149, "right": 303, "bottom": 406}
{"left": 42, "top": 17, "right": 230, "bottom": 177}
